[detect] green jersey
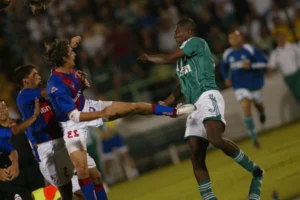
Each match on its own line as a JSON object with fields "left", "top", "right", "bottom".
{"left": 176, "top": 37, "right": 218, "bottom": 104}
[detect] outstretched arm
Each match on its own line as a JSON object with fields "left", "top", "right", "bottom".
{"left": 137, "top": 48, "right": 185, "bottom": 65}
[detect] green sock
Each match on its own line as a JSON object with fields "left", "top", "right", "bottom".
{"left": 198, "top": 180, "right": 218, "bottom": 200}
{"left": 245, "top": 116, "right": 257, "bottom": 142}
{"left": 231, "top": 149, "right": 257, "bottom": 172}
{"left": 232, "top": 149, "right": 263, "bottom": 200}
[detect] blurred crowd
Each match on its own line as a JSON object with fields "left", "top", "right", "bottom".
{"left": 0, "top": 0, "right": 300, "bottom": 107}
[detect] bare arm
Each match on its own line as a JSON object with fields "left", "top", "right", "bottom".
{"left": 161, "top": 83, "right": 183, "bottom": 106}
{"left": 12, "top": 99, "right": 40, "bottom": 135}
{"left": 137, "top": 48, "right": 185, "bottom": 65}
{"left": 7, "top": 150, "right": 19, "bottom": 180}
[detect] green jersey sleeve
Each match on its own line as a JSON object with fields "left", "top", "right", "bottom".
{"left": 180, "top": 37, "right": 203, "bottom": 57}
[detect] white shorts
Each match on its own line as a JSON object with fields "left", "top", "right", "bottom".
{"left": 61, "top": 99, "right": 112, "bottom": 154}
{"left": 184, "top": 90, "right": 226, "bottom": 140}
{"left": 38, "top": 138, "right": 74, "bottom": 187}
{"left": 234, "top": 88, "right": 263, "bottom": 104}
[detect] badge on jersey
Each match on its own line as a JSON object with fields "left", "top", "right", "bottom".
{"left": 51, "top": 86, "right": 58, "bottom": 93}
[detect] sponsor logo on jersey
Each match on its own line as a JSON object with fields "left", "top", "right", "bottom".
{"left": 41, "top": 105, "right": 52, "bottom": 114}
{"left": 51, "top": 86, "right": 58, "bottom": 93}
{"left": 177, "top": 64, "right": 192, "bottom": 76}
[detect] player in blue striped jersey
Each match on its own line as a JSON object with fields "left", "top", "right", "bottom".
{"left": 220, "top": 30, "right": 268, "bottom": 148}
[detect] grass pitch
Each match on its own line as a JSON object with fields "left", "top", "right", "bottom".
{"left": 107, "top": 122, "right": 300, "bottom": 200}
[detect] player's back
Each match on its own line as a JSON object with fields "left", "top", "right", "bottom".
{"left": 177, "top": 37, "right": 218, "bottom": 104}
{"left": 17, "top": 88, "right": 63, "bottom": 144}
{"left": 222, "top": 44, "right": 265, "bottom": 90}
{"left": 46, "top": 69, "right": 85, "bottom": 122}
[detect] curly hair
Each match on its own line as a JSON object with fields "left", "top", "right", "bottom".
{"left": 24, "top": 0, "right": 53, "bottom": 13}
{"left": 44, "top": 39, "right": 70, "bottom": 67}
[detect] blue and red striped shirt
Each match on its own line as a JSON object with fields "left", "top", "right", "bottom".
{"left": 46, "top": 68, "right": 85, "bottom": 122}
{"left": 17, "top": 88, "right": 63, "bottom": 144}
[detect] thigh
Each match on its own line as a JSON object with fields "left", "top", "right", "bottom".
{"left": 186, "top": 137, "right": 209, "bottom": 165}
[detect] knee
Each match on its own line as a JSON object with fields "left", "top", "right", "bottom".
{"left": 75, "top": 165, "right": 89, "bottom": 178}
{"left": 189, "top": 151, "right": 206, "bottom": 169}
{"left": 91, "top": 171, "right": 102, "bottom": 185}
{"left": 209, "top": 137, "right": 226, "bottom": 149}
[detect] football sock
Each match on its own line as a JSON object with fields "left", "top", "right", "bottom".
{"left": 198, "top": 180, "right": 218, "bottom": 200}
{"left": 94, "top": 183, "right": 108, "bottom": 200}
{"left": 244, "top": 116, "right": 258, "bottom": 142}
{"left": 78, "top": 177, "right": 96, "bottom": 200}
{"left": 231, "top": 149, "right": 263, "bottom": 200}
{"left": 152, "top": 104, "right": 176, "bottom": 117}
{"left": 231, "top": 149, "right": 257, "bottom": 172}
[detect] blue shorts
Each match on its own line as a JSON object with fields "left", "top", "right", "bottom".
{"left": 102, "top": 134, "right": 128, "bottom": 159}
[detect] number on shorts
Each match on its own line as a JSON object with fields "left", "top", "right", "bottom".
{"left": 67, "top": 130, "right": 79, "bottom": 138}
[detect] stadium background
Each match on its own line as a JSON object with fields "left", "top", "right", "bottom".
{"left": 0, "top": 0, "right": 300, "bottom": 199}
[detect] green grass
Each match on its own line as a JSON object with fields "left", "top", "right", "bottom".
{"left": 107, "top": 122, "right": 300, "bottom": 200}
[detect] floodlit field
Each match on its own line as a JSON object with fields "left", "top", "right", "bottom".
{"left": 107, "top": 122, "right": 300, "bottom": 200}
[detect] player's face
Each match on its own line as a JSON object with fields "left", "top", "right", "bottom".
{"left": 25, "top": 69, "right": 42, "bottom": 88}
{"left": 174, "top": 25, "right": 189, "bottom": 46}
{"left": 276, "top": 33, "right": 286, "bottom": 46}
{"left": 228, "top": 33, "right": 242, "bottom": 48}
{"left": 0, "top": 101, "right": 9, "bottom": 121}
{"left": 64, "top": 47, "right": 76, "bottom": 69}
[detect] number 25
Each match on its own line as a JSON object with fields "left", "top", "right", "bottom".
{"left": 67, "top": 130, "right": 79, "bottom": 138}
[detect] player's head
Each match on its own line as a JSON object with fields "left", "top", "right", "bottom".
{"left": 275, "top": 31, "right": 286, "bottom": 47}
{"left": 24, "top": 0, "right": 53, "bottom": 13}
{"left": 14, "top": 64, "right": 42, "bottom": 89}
{"left": 0, "top": 99, "right": 9, "bottom": 121}
{"left": 228, "top": 30, "right": 244, "bottom": 49}
{"left": 44, "top": 39, "right": 76, "bottom": 69}
{"left": 174, "top": 18, "right": 197, "bottom": 46}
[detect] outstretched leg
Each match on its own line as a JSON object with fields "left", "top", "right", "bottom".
{"left": 101, "top": 102, "right": 194, "bottom": 121}
{"left": 187, "top": 137, "right": 217, "bottom": 200}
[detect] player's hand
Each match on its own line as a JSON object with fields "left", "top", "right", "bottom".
{"left": 33, "top": 98, "right": 40, "bottom": 118}
{"left": 158, "top": 101, "right": 167, "bottom": 106}
{"left": 0, "top": 168, "right": 11, "bottom": 181}
{"left": 137, "top": 54, "right": 149, "bottom": 62}
{"left": 225, "top": 79, "right": 232, "bottom": 88}
{"left": 242, "top": 60, "right": 251, "bottom": 69}
{"left": 6, "top": 165, "right": 19, "bottom": 180}
{"left": 71, "top": 36, "right": 81, "bottom": 48}
{"left": 8, "top": 119, "right": 16, "bottom": 128}
{"left": 76, "top": 70, "right": 90, "bottom": 90}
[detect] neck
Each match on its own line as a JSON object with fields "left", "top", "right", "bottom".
{"left": 279, "top": 42, "right": 286, "bottom": 48}
{"left": 55, "top": 65, "right": 71, "bottom": 74}
{"left": 233, "top": 44, "right": 243, "bottom": 50}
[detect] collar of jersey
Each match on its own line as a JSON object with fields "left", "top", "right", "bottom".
{"left": 52, "top": 68, "right": 73, "bottom": 76}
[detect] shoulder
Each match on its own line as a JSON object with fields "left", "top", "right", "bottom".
{"left": 180, "top": 37, "right": 203, "bottom": 48}
{"left": 47, "top": 75, "right": 64, "bottom": 94}
{"left": 223, "top": 48, "right": 233, "bottom": 60}
{"left": 242, "top": 44, "right": 255, "bottom": 55}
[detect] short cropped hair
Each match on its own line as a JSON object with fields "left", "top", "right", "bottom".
{"left": 176, "top": 18, "right": 197, "bottom": 35}
{"left": 14, "top": 64, "right": 36, "bottom": 88}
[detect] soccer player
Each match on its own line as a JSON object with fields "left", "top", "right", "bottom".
{"left": 220, "top": 30, "right": 268, "bottom": 148}
{"left": 44, "top": 37, "right": 195, "bottom": 200}
{"left": 137, "top": 18, "right": 264, "bottom": 200}
{"left": 0, "top": 98, "right": 40, "bottom": 181}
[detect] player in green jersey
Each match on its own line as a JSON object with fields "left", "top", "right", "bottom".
{"left": 138, "top": 18, "right": 264, "bottom": 200}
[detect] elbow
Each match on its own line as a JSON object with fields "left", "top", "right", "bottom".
{"left": 69, "top": 109, "right": 81, "bottom": 123}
